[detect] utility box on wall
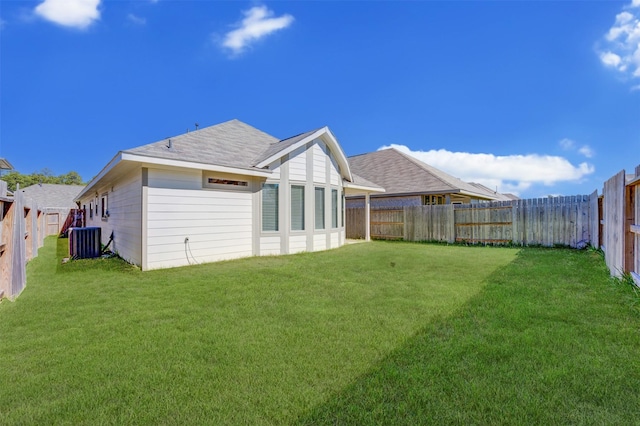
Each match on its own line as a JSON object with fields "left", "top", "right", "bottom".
{"left": 69, "top": 227, "right": 101, "bottom": 259}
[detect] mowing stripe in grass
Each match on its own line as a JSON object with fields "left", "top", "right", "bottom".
{"left": 1, "top": 237, "right": 518, "bottom": 424}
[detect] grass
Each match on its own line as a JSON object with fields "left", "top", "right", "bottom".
{"left": 1, "top": 238, "right": 639, "bottom": 424}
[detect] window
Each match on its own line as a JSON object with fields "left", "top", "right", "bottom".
{"left": 101, "top": 193, "right": 108, "bottom": 219}
{"left": 423, "top": 195, "right": 445, "bottom": 205}
{"left": 291, "top": 185, "right": 305, "bottom": 231}
{"left": 89, "top": 202, "right": 94, "bottom": 219}
{"left": 331, "top": 189, "right": 338, "bottom": 228}
{"left": 315, "top": 187, "right": 325, "bottom": 230}
{"left": 262, "top": 183, "right": 279, "bottom": 231}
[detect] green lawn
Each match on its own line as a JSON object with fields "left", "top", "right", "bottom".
{"left": 1, "top": 238, "right": 639, "bottom": 424}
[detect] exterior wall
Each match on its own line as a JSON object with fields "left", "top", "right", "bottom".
{"left": 258, "top": 138, "right": 345, "bottom": 257}
{"left": 80, "top": 167, "right": 143, "bottom": 266}
{"left": 144, "top": 167, "right": 253, "bottom": 270}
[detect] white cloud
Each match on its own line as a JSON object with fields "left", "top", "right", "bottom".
{"left": 578, "top": 145, "right": 594, "bottom": 158}
{"left": 559, "top": 138, "right": 594, "bottom": 158}
{"left": 379, "top": 144, "right": 595, "bottom": 196}
{"left": 221, "top": 6, "right": 294, "bottom": 55}
{"left": 559, "top": 138, "right": 575, "bottom": 150}
{"left": 34, "top": 0, "right": 100, "bottom": 29}
{"left": 597, "top": 1, "right": 640, "bottom": 84}
{"left": 127, "top": 13, "right": 146, "bottom": 26}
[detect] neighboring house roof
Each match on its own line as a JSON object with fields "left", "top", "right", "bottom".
{"left": 21, "top": 184, "right": 85, "bottom": 208}
{"left": 0, "top": 158, "right": 14, "bottom": 170}
{"left": 77, "top": 119, "right": 381, "bottom": 201}
{"left": 348, "top": 148, "right": 497, "bottom": 200}
{"left": 468, "top": 182, "right": 520, "bottom": 201}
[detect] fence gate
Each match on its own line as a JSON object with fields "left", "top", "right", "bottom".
{"left": 46, "top": 213, "right": 59, "bottom": 236}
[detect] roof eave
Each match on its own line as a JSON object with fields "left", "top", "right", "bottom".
{"left": 343, "top": 182, "right": 385, "bottom": 193}
{"left": 121, "top": 152, "right": 273, "bottom": 177}
{"left": 76, "top": 152, "right": 273, "bottom": 202}
{"left": 76, "top": 152, "right": 124, "bottom": 201}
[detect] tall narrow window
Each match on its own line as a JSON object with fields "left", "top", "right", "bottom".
{"left": 291, "top": 185, "right": 305, "bottom": 231}
{"left": 315, "top": 187, "right": 325, "bottom": 230}
{"left": 342, "top": 193, "right": 345, "bottom": 228}
{"left": 262, "top": 183, "right": 279, "bottom": 231}
{"left": 101, "top": 193, "right": 108, "bottom": 219}
{"left": 331, "top": 189, "right": 338, "bottom": 228}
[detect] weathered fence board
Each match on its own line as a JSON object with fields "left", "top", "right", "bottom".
{"left": 370, "top": 209, "right": 404, "bottom": 239}
{"left": 404, "top": 205, "right": 454, "bottom": 243}
{"left": 629, "top": 166, "right": 640, "bottom": 285}
{"left": 589, "top": 190, "right": 600, "bottom": 248}
{"left": 602, "top": 170, "right": 626, "bottom": 277}
{"left": 348, "top": 195, "right": 593, "bottom": 248}
{"left": 0, "top": 184, "right": 46, "bottom": 300}
{"left": 346, "top": 207, "right": 365, "bottom": 239}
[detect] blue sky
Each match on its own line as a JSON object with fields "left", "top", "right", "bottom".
{"left": 1, "top": 0, "right": 639, "bottom": 198}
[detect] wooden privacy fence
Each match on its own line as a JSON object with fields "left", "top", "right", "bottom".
{"left": 347, "top": 194, "right": 593, "bottom": 248}
{"left": 0, "top": 182, "right": 46, "bottom": 300}
{"left": 601, "top": 165, "right": 640, "bottom": 282}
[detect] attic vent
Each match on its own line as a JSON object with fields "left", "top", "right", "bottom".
{"left": 207, "top": 178, "right": 248, "bottom": 186}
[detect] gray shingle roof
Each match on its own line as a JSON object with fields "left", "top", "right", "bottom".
{"left": 21, "top": 184, "right": 85, "bottom": 208}
{"left": 125, "top": 119, "right": 280, "bottom": 170}
{"left": 348, "top": 148, "right": 495, "bottom": 199}
{"left": 468, "top": 182, "right": 519, "bottom": 201}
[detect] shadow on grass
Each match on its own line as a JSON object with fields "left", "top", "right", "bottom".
{"left": 294, "top": 249, "right": 640, "bottom": 425}
{"left": 54, "top": 236, "right": 135, "bottom": 275}
{"left": 56, "top": 236, "right": 68, "bottom": 260}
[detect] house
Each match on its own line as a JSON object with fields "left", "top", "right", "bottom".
{"left": 21, "top": 184, "right": 86, "bottom": 236}
{"left": 75, "top": 119, "right": 382, "bottom": 270}
{"left": 346, "top": 148, "right": 512, "bottom": 208}
{"left": 467, "top": 182, "right": 519, "bottom": 202}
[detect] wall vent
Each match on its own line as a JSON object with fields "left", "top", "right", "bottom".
{"left": 69, "top": 227, "right": 102, "bottom": 259}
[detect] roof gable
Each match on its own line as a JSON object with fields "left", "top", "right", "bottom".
{"left": 254, "top": 127, "right": 353, "bottom": 181}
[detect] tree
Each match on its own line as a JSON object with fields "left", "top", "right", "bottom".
{"left": 59, "top": 171, "right": 83, "bottom": 185}
{"left": 0, "top": 169, "right": 85, "bottom": 192}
